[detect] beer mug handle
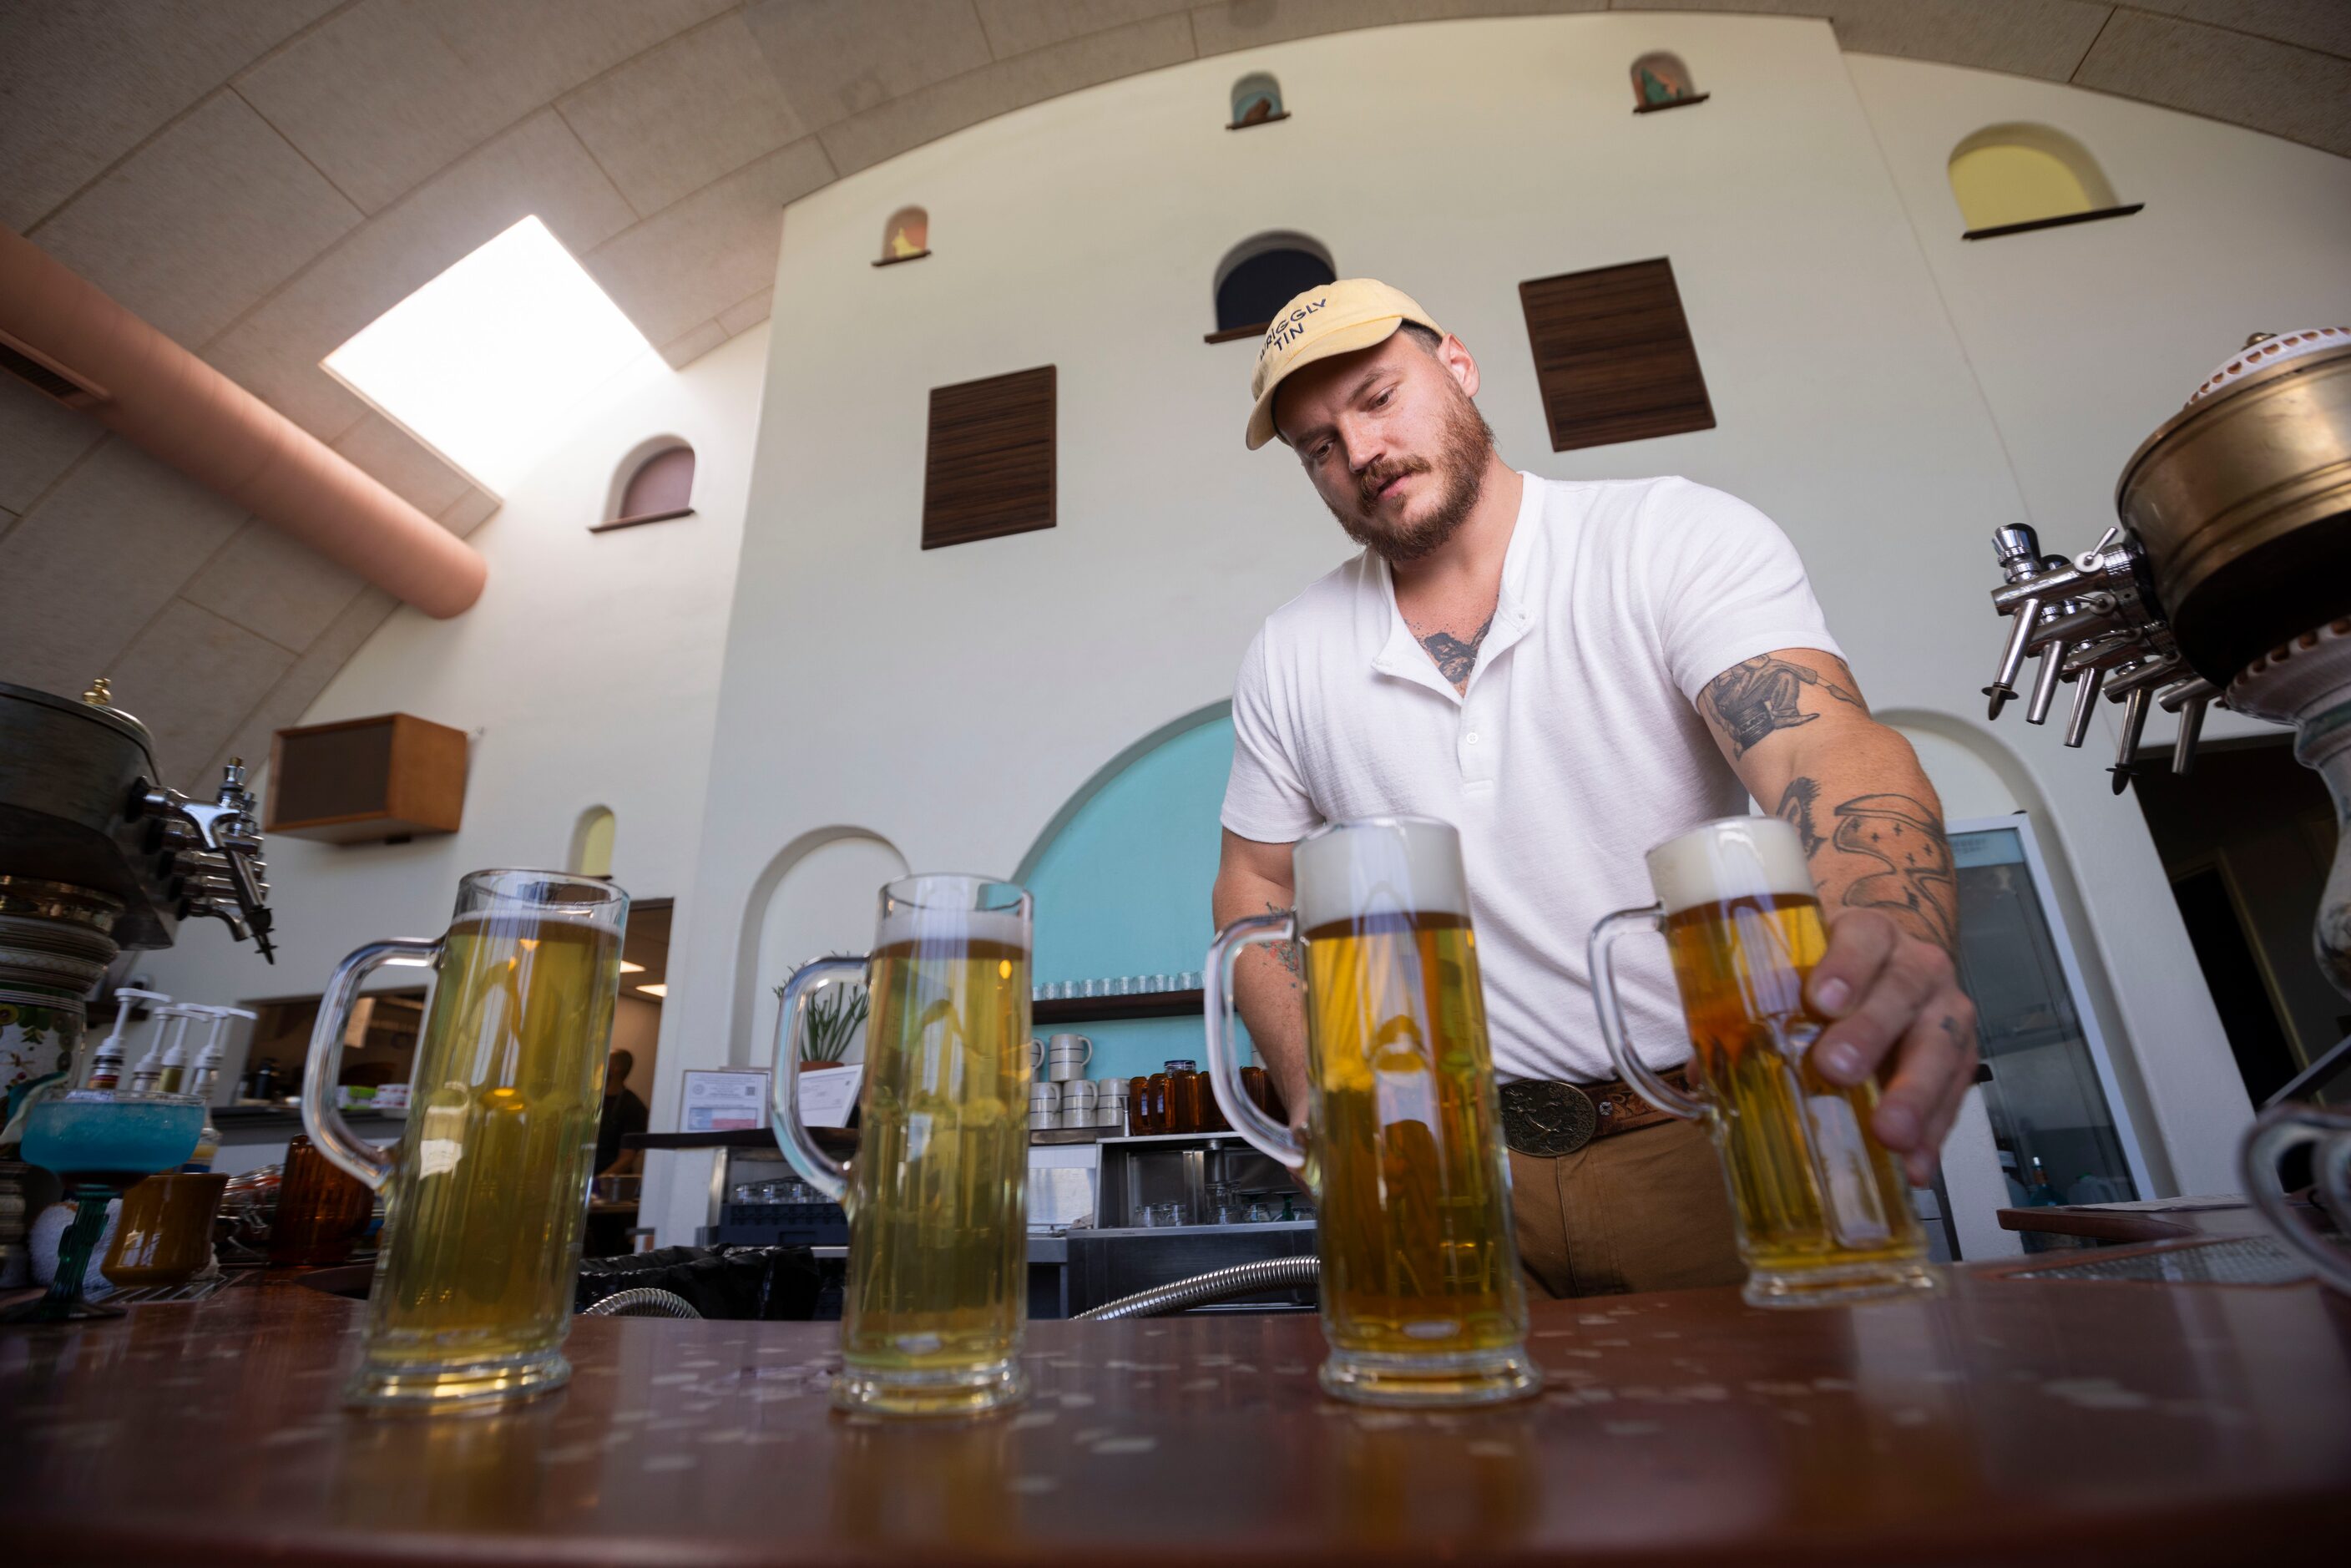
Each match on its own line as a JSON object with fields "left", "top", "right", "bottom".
{"left": 1203, "top": 912, "right": 1308, "bottom": 1171}
{"left": 769, "top": 954, "right": 867, "bottom": 1204}
{"left": 2239, "top": 1103, "right": 2351, "bottom": 1295}
{"left": 1589, "top": 904, "right": 1708, "bottom": 1120}
{"left": 301, "top": 936, "right": 440, "bottom": 1191}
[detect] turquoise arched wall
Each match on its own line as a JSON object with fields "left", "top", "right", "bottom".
{"left": 1020, "top": 706, "right": 1256, "bottom": 1082}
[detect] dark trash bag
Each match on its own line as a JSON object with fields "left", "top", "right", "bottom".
{"left": 576, "top": 1244, "right": 822, "bottom": 1321}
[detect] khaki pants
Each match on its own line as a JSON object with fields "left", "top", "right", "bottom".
{"left": 1509, "top": 1115, "right": 1746, "bottom": 1298}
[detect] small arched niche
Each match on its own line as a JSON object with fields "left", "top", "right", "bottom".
{"left": 1229, "top": 72, "right": 1287, "bottom": 129}
{"left": 1631, "top": 52, "right": 1706, "bottom": 113}
{"left": 738, "top": 830, "right": 910, "bottom": 1069}
{"left": 876, "top": 205, "right": 929, "bottom": 266}
{"left": 570, "top": 806, "right": 616, "bottom": 878}
{"left": 594, "top": 438, "right": 695, "bottom": 533}
{"left": 1949, "top": 124, "right": 2140, "bottom": 239}
{"left": 1206, "top": 231, "right": 1336, "bottom": 344}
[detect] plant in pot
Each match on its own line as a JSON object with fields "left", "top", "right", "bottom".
{"left": 785, "top": 962, "right": 867, "bottom": 1071}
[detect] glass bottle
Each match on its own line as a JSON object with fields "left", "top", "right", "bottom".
{"left": 1165, "top": 1060, "right": 1203, "bottom": 1135}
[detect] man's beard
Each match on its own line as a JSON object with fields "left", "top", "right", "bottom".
{"left": 1327, "top": 392, "right": 1495, "bottom": 564}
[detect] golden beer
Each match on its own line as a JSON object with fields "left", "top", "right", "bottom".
{"left": 772, "top": 876, "right": 1033, "bottom": 1416}
{"left": 365, "top": 913, "right": 619, "bottom": 1381}
{"left": 842, "top": 936, "right": 1029, "bottom": 1390}
{"left": 1592, "top": 817, "right": 1934, "bottom": 1307}
{"left": 302, "top": 872, "right": 629, "bottom": 1406}
{"left": 1306, "top": 910, "right": 1525, "bottom": 1363}
{"left": 1665, "top": 892, "right": 1924, "bottom": 1283}
{"left": 1206, "top": 817, "right": 1537, "bottom": 1406}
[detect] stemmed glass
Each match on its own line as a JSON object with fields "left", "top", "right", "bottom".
{"left": 3, "top": 1090, "right": 204, "bottom": 1324}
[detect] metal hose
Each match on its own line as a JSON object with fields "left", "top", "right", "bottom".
{"left": 1074, "top": 1256, "right": 1320, "bottom": 1321}
{"left": 580, "top": 1287, "right": 703, "bottom": 1319}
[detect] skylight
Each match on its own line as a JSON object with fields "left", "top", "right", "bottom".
{"left": 323, "top": 215, "right": 654, "bottom": 495}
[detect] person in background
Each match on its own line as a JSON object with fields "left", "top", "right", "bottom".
{"left": 1213, "top": 279, "right": 1979, "bottom": 1299}
{"left": 595, "top": 1049, "right": 648, "bottom": 1177}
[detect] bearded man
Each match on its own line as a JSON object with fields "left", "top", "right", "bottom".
{"left": 1213, "top": 280, "right": 1977, "bottom": 1297}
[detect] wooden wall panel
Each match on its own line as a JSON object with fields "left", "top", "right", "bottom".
{"left": 922, "top": 366, "right": 1056, "bottom": 549}
{"left": 1519, "top": 259, "right": 1715, "bottom": 452}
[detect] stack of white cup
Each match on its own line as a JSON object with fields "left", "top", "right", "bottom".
{"left": 1040, "top": 1033, "right": 1094, "bottom": 1082}
{"left": 1095, "top": 1076, "right": 1129, "bottom": 1131}
{"left": 1057, "top": 1078, "right": 1100, "bottom": 1128}
{"left": 1028, "top": 1080, "right": 1059, "bottom": 1131}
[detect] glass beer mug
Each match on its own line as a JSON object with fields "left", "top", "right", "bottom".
{"left": 2240, "top": 1103, "right": 2351, "bottom": 1296}
{"left": 1589, "top": 817, "right": 1933, "bottom": 1308}
{"left": 303, "top": 870, "right": 628, "bottom": 1407}
{"left": 771, "top": 875, "right": 1033, "bottom": 1416}
{"left": 1205, "top": 817, "right": 1538, "bottom": 1407}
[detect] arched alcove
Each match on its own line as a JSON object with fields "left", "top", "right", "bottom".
{"left": 1630, "top": 51, "right": 1706, "bottom": 113}
{"left": 569, "top": 805, "right": 616, "bottom": 878}
{"left": 735, "top": 828, "right": 910, "bottom": 1069}
{"left": 1229, "top": 72, "right": 1287, "bottom": 129}
{"left": 1948, "top": 124, "right": 2137, "bottom": 238}
{"left": 595, "top": 437, "right": 694, "bottom": 532}
{"left": 1208, "top": 231, "right": 1336, "bottom": 342}
{"left": 877, "top": 205, "right": 929, "bottom": 266}
{"left": 1016, "top": 702, "right": 1236, "bottom": 1079}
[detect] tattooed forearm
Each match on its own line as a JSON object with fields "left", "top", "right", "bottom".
{"left": 1833, "top": 792, "right": 1958, "bottom": 953}
{"left": 1700, "top": 655, "right": 1866, "bottom": 757}
{"left": 1265, "top": 902, "right": 1304, "bottom": 988}
{"left": 1781, "top": 776, "right": 1959, "bottom": 955}
{"left": 1410, "top": 614, "right": 1494, "bottom": 693}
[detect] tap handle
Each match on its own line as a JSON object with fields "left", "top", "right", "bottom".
{"left": 2172, "top": 695, "right": 2210, "bottom": 775}
{"left": 1984, "top": 594, "right": 2045, "bottom": 718}
{"left": 2025, "top": 640, "right": 2070, "bottom": 726}
{"left": 2108, "top": 685, "right": 2152, "bottom": 794}
{"left": 2063, "top": 662, "right": 2107, "bottom": 747}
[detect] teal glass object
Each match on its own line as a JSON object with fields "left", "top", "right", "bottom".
{"left": 4, "top": 1090, "right": 203, "bottom": 1325}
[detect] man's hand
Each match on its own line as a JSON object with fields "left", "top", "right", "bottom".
{"left": 1801, "top": 907, "right": 1979, "bottom": 1186}
{"left": 1694, "top": 647, "right": 1980, "bottom": 1189}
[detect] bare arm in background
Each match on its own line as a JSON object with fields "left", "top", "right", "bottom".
{"left": 1695, "top": 649, "right": 1980, "bottom": 1185}
{"left": 1211, "top": 829, "right": 1312, "bottom": 1126}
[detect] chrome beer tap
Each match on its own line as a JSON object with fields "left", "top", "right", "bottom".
{"left": 132, "top": 757, "right": 276, "bottom": 962}
{"left": 1979, "top": 523, "right": 2215, "bottom": 784}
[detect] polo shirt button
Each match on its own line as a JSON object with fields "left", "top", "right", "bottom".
{"left": 1466, "top": 731, "right": 1480, "bottom": 745}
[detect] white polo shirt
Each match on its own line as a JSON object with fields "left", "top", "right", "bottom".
{"left": 1221, "top": 472, "right": 1842, "bottom": 1085}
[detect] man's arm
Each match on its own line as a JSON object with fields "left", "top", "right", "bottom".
{"left": 1694, "top": 650, "right": 1979, "bottom": 1185}
{"left": 1211, "top": 828, "right": 1312, "bottom": 1126}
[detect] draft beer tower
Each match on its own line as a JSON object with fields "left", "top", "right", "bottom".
{"left": 1975, "top": 327, "right": 2351, "bottom": 1100}
{"left": 1, "top": 678, "right": 278, "bottom": 1095}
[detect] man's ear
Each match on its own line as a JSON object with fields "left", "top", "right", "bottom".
{"left": 1439, "top": 333, "right": 1481, "bottom": 399}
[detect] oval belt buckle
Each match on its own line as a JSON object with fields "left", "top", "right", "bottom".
{"left": 1501, "top": 1080, "right": 1598, "bottom": 1157}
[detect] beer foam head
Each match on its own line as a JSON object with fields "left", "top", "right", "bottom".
{"left": 1645, "top": 817, "right": 1815, "bottom": 917}
{"left": 1292, "top": 817, "right": 1469, "bottom": 931}
{"left": 877, "top": 875, "right": 1030, "bottom": 952}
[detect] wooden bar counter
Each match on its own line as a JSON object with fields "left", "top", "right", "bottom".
{"left": 3, "top": 1262, "right": 2346, "bottom": 1565}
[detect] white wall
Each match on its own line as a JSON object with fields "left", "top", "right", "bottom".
{"left": 649, "top": 13, "right": 2348, "bottom": 1239}
{"left": 136, "top": 326, "right": 769, "bottom": 1093}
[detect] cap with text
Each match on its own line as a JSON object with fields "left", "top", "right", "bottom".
{"left": 1245, "top": 278, "right": 1443, "bottom": 450}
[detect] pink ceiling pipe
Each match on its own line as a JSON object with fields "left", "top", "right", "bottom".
{"left": 0, "top": 226, "right": 485, "bottom": 617}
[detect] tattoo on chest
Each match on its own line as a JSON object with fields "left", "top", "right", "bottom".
{"left": 1699, "top": 655, "right": 1865, "bottom": 756}
{"left": 1777, "top": 777, "right": 1959, "bottom": 953}
{"left": 1412, "top": 613, "right": 1494, "bottom": 692}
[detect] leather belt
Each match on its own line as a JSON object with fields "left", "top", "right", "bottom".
{"left": 1499, "top": 1070, "right": 1695, "bottom": 1158}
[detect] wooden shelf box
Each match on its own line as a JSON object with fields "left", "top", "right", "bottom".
{"left": 266, "top": 713, "right": 468, "bottom": 844}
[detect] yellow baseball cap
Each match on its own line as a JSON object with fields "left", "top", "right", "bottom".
{"left": 1245, "top": 278, "right": 1443, "bottom": 450}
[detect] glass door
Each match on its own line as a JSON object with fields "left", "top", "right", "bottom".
{"left": 1949, "top": 817, "right": 2154, "bottom": 1216}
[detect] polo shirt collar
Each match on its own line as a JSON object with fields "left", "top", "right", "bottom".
{"left": 1368, "top": 471, "right": 1547, "bottom": 701}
